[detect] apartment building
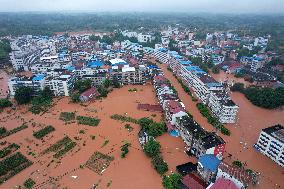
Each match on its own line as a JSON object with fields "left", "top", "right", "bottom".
{"left": 8, "top": 75, "right": 46, "bottom": 96}
{"left": 10, "top": 50, "right": 40, "bottom": 71}
{"left": 208, "top": 91, "right": 239, "bottom": 124}
{"left": 137, "top": 33, "right": 152, "bottom": 43}
{"left": 153, "top": 48, "right": 169, "bottom": 64}
{"left": 45, "top": 75, "right": 76, "bottom": 96}
{"left": 110, "top": 65, "right": 146, "bottom": 85}
{"left": 254, "top": 125, "right": 284, "bottom": 167}
{"left": 176, "top": 115, "right": 226, "bottom": 159}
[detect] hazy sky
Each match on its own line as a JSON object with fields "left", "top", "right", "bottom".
{"left": 0, "top": 0, "right": 283, "bottom": 13}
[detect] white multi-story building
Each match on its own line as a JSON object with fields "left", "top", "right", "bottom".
{"left": 208, "top": 91, "right": 239, "bottom": 124}
{"left": 137, "top": 33, "right": 152, "bottom": 43}
{"left": 254, "top": 125, "right": 284, "bottom": 167}
{"left": 10, "top": 50, "right": 40, "bottom": 71}
{"left": 121, "top": 30, "right": 138, "bottom": 38}
{"left": 45, "top": 75, "right": 75, "bottom": 96}
{"left": 8, "top": 75, "right": 46, "bottom": 96}
{"left": 153, "top": 48, "right": 169, "bottom": 64}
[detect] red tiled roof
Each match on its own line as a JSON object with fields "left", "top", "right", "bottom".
{"left": 137, "top": 104, "right": 163, "bottom": 112}
{"left": 80, "top": 87, "right": 97, "bottom": 98}
{"left": 209, "top": 178, "right": 238, "bottom": 189}
{"left": 218, "top": 162, "right": 253, "bottom": 186}
{"left": 182, "top": 174, "right": 207, "bottom": 189}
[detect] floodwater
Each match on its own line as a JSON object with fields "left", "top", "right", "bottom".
{"left": 0, "top": 83, "right": 190, "bottom": 189}
{"left": 0, "top": 70, "right": 9, "bottom": 98}
{"left": 158, "top": 62, "right": 284, "bottom": 189}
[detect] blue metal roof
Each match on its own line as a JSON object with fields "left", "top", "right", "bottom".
{"left": 88, "top": 61, "right": 104, "bottom": 68}
{"left": 206, "top": 83, "right": 223, "bottom": 88}
{"left": 66, "top": 66, "right": 75, "bottom": 71}
{"left": 179, "top": 60, "right": 192, "bottom": 65}
{"left": 32, "top": 74, "right": 45, "bottom": 81}
{"left": 186, "top": 66, "right": 206, "bottom": 74}
{"left": 198, "top": 154, "right": 220, "bottom": 172}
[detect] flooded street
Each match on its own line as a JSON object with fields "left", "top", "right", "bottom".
{"left": 158, "top": 62, "right": 284, "bottom": 189}
{"left": 0, "top": 70, "right": 9, "bottom": 98}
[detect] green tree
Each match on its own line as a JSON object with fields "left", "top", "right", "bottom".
{"left": 14, "top": 87, "right": 33, "bottom": 105}
{"left": 89, "top": 35, "right": 101, "bottom": 41}
{"left": 212, "top": 66, "right": 220, "bottom": 74}
{"left": 230, "top": 83, "right": 245, "bottom": 92}
{"left": 103, "top": 78, "right": 112, "bottom": 88}
{"left": 0, "top": 98, "right": 12, "bottom": 108}
{"left": 151, "top": 155, "right": 168, "bottom": 175}
{"left": 143, "top": 138, "right": 161, "bottom": 157}
{"left": 162, "top": 173, "right": 182, "bottom": 189}
{"left": 74, "top": 79, "right": 92, "bottom": 93}
{"left": 71, "top": 92, "right": 80, "bottom": 103}
{"left": 97, "top": 86, "right": 108, "bottom": 97}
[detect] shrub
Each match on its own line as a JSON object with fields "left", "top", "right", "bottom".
{"left": 232, "top": 160, "right": 243, "bottom": 168}
{"left": 121, "top": 143, "right": 131, "bottom": 158}
{"left": 196, "top": 103, "right": 230, "bottom": 136}
{"left": 23, "top": 178, "right": 35, "bottom": 189}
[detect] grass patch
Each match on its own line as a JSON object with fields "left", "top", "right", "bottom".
{"left": 0, "top": 124, "right": 28, "bottom": 139}
{"left": 124, "top": 124, "right": 133, "bottom": 132}
{"left": 60, "top": 112, "right": 76, "bottom": 122}
{"left": 77, "top": 116, "right": 100, "bottom": 126}
{"left": 33, "top": 125, "right": 55, "bottom": 139}
{"left": 42, "top": 136, "right": 77, "bottom": 158}
{"left": 128, "top": 88, "right": 137, "bottom": 92}
{"left": 85, "top": 151, "right": 114, "bottom": 175}
{"left": 107, "top": 180, "right": 112, "bottom": 187}
{"left": 0, "top": 152, "right": 33, "bottom": 185}
{"left": 0, "top": 143, "right": 20, "bottom": 158}
{"left": 121, "top": 142, "right": 131, "bottom": 158}
{"left": 101, "top": 140, "right": 109, "bottom": 148}
{"left": 90, "top": 135, "right": 96, "bottom": 140}
{"left": 110, "top": 114, "right": 138, "bottom": 124}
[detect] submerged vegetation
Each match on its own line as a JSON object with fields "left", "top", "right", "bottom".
{"left": 231, "top": 83, "right": 284, "bottom": 109}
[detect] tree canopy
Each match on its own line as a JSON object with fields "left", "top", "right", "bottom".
{"left": 162, "top": 173, "right": 182, "bottom": 189}
{"left": 14, "top": 87, "right": 33, "bottom": 105}
{"left": 143, "top": 138, "right": 161, "bottom": 158}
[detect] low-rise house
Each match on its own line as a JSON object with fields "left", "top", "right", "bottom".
{"left": 163, "top": 100, "right": 187, "bottom": 130}
{"left": 216, "top": 162, "right": 254, "bottom": 189}
{"left": 206, "top": 178, "right": 238, "bottom": 189}
{"left": 79, "top": 87, "right": 98, "bottom": 102}
{"left": 181, "top": 173, "right": 207, "bottom": 189}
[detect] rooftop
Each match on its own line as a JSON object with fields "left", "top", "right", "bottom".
{"left": 263, "top": 124, "right": 284, "bottom": 143}
{"left": 182, "top": 173, "right": 207, "bottom": 189}
{"left": 208, "top": 178, "right": 238, "bottom": 189}
{"left": 198, "top": 154, "right": 221, "bottom": 172}
{"left": 218, "top": 162, "right": 253, "bottom": 187}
